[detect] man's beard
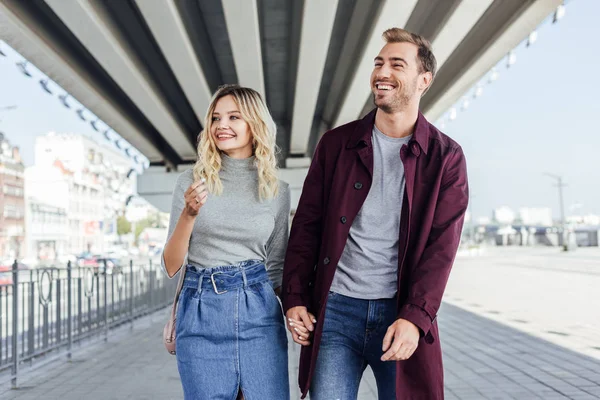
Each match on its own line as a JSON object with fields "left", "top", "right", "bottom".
{"left": 373, "top": 77, "right": 418, "bottom": 113}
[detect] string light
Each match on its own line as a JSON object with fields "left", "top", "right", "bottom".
{"left": 527, "top": 30, "right": 538, "bottom": 47}
{"left": 435, "top": 2, "right": 568, "bottom": 128}
{"left": 40, "top": 79, "right": 53, "bottom": 94}
{"left": 553, "top": 4, "right": 566, "bottom": 23}
{"left": 5, "top": 60, "right": 149, "bottom": 169}
{"left": 2, "top": 37, "right": 150, "bottom": 170}
{"left": 461, "top": 97, "right": 470, "bottom": 111}
{"left": 76, "top": 108, "right": 87, "bottom": 121}
{"left": 449, "top": 108, "right": 457, "bottom": 121}
{"left": 489, "top": 67, "right": 499, "bottom": 83}
{"left": 59, "top": 93, "right": 71, "bottom": 109}
{"left": 91, "top": 119, "right": 101, "bottom": 131}
{"left": 16, "top": 61, "right": 32, "bottom": 77}
{"left": 507, "top": 51, "right": 517, "bottom": 68}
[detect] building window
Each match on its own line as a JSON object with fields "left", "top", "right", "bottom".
{"left": 3, "top": 185, "right": 23, "bottom": 197}
{"left": 3, "top": 205, "right": 24, "bottom": 219}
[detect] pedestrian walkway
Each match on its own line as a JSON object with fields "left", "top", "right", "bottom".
{"left": 2, "top": 302, "right": 600, "bottom": 400}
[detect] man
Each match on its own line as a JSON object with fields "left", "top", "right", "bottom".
{"left": 282, "top": 27, "right": 469, "bottom": 400}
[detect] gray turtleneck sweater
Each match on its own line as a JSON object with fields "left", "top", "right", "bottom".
{"left": 161, "top": 155, "right": 290, "bottom": 288}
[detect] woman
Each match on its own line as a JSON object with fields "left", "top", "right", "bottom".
{"left": 162, "top": 84, "right": 290, "bottom": 399}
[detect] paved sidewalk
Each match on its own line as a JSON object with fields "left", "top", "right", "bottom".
{"left": 2, "top": 302, "right": 600, "bottom": 399}
{"left": 446, "top": 247, "right": 600, "bottom": 361}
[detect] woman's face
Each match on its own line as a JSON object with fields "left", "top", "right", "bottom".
{"left": 210, "top": 95, "right": 253, "bottom": 159}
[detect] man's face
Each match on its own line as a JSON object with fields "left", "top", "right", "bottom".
{"left": 370, "top": 42, "right": 430, "bottom": 113}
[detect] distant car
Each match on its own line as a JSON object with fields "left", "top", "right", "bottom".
{"left": 148, "top": 246, "right": 163, "bottom": 257}
{"left": 93, "top": 257, "right": 123, "bottom": 276}
{"left": 0, "top": 261, "right": 29, "bottom": 272}
{"left": 0, "top": 272, "right": 12, "bottom": 285}
{"left": 76, "top": 252, "right": 98, "bottom": 268}
{"left": 105, "top": 248, "right": 130, "bottom": 259}
{"left": 57, "top": 254, "right": 77, "bottom": 265}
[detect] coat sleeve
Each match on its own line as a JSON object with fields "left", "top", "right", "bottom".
{"left": 281, "top": 137, "right": 327, "bottom": 313}
{"left": 398, "top": 146, "right": 469, "bottom": 338}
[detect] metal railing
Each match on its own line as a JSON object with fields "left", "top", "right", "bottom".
{"left": 0, "top": 259, "right": 176, "bottom": 387}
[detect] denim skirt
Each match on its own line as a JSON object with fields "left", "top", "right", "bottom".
{"left": 175, "top": 260, "right": 289, "bottom": 400}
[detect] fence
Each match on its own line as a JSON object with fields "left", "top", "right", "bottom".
{"left": 0, "top": 258, "right": 177, "bottom": 388}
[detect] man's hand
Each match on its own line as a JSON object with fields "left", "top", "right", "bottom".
{"left": 381, "top": 318, "right": 420, "bottom": 361}
{"left": 285, "top": 306, "right": 317, "bottom": 346}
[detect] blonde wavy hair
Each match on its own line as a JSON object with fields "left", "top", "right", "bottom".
{"left": 193, "top": 84, "right": 280, "bottom": 200}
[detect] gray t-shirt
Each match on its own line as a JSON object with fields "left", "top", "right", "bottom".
{"left": 161, "top": 155, "right": 290, "bottom": 288}
{"left": 330, "top": 124, "right": 411, "bottom": 299}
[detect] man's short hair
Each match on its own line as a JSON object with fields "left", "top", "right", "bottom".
{"left": 382, "top": 28, "right": 437, "bottom": 85}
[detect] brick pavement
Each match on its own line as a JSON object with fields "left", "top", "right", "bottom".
{"left": 2, "top": 301, "right": 599, "bottom": 400}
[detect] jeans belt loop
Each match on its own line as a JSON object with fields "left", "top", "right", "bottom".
{"left": 241, "top": 267, "right": 248, "bottom": 288}
{"left": 196, "top": 270, "right": 205, "bottom": 294}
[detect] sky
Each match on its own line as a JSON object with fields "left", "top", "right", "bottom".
{"left": 1, "top": 0, "right": 599, "bottom": 220}
{"left": 435, "top": 0, "right": 600, "bottom": 220}
{"left": 0, "top": 42, "right": 144, "bottom": 171}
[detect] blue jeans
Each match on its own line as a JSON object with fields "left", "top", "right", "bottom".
{"left": 310, "top": 292, "right": 398, "bottom": 400}
{"left": 176, "top": 260, "right": 289, "bottom": 400}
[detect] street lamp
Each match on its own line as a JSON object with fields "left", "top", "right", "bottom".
{"left": 543, "top": 172, "right": 568, "bottom": 250}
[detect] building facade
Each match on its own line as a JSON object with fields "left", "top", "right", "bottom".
{"left": 31, "top": 133, "right": 135, "bottom": 257}
{"left": 0, "top": 133, "right": 25, "bottom": 260}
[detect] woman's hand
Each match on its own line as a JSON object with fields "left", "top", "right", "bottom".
{"left": 183, "top": 178, "right": 207, "bottom": 217}
{"left": 286, "top": 307, "right": 317, "bottom": 346}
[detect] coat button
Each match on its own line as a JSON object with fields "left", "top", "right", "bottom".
{"left": 323, "top": 257, "right": 330, "bottom": 265}
{"left": 354, "top": 182, "right": 363, "bottom": 190}
{"left": 340, "top": 216, "right": 347, "bottom": 224}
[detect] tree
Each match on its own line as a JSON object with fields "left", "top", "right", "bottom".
{"left": 117, "top": 216, "right": 132, "bottom": 236}
{"left": 134, "top": 217, "right": 154, "bottom": 243}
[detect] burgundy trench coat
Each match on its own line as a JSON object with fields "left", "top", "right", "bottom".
{"left": 282, "top": 108, "right": 469, "bottom": 399}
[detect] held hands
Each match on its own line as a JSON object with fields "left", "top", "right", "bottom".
{"left": 183, "top": 178, "right": 208, "bottom": 217}
{"left": 381, "top": 318, "right": 420, "bottom": 362}
{"left": 285, "top": 306, "right": 317, "bottom": 346}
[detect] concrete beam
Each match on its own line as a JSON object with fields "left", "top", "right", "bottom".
{"left": 333, "top": 0, "right": 418, "bottom": 128}
{"left": 289, "top": 0, "right": 338, "bottom": 155}
{"left": 0, "top": 1, "right": 164, "bottom": 163}
{"left": 45, "top": 0, "right": 196, "bottom": 159}
{"left": 222, "top": 0, "right": 265, "bottom": 98}
{"left": 432, "top": 0, "right": 493, "bottom": 67}
{"left": 134, "top": 0, "right": 212, "bottom": 125}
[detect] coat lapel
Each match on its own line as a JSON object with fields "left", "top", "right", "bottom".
{"left": 356, "top": 144, "right": 373, "bottom": 178}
